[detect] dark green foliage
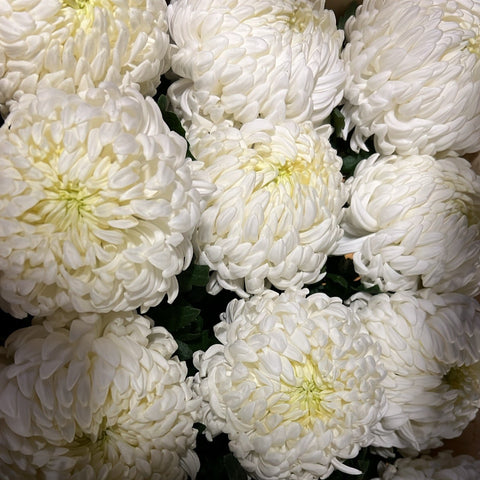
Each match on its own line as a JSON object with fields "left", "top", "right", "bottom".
{"left": 308, "top": 255, "right": 381, "bottom": 300}
{"left": 337, "top": 1, "right": 362, "bottom": 31}
{"left": 157, "top": 94, "right": 196, "bottom": 160}
{"left": 329, "top": 108, "right": 375, "bottom": 178}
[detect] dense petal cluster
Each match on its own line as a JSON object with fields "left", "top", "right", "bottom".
{"left": 350, "top": 290, "right": 480, "bottom": 452}
{"left": 341, "top": 0, "right": 480, "bottom": 156}
{"left": 0, "top": 311, "right": 200, "bottom": 479}
{"left": 0, "top": 85, "right": 209, "bottom": 318}
{"left": 336, "top": 154, "right": 480, "bottom": 295}
{"left": 167, "top": 0, "right": 345, "bottom": 130}
{"left": 0, "top": 0, "right": 171, "bottom": 116}
{"left": 375, "top": 451, "right": 480, "bottom": 480}
{"left": 190, "top": 120, "right": 346, "bottom": 296}
{"left": 194, "top": 289, "right": 386, "bottom": 480}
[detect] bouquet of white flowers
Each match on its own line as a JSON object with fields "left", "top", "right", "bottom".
{"left": 0, "top": 0, "right": 479, "bottom": 478}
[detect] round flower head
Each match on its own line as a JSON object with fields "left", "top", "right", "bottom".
{"left": 0, "top": 85, "right": 210, "bottom": 318}
{"left": 375, "top": 451, "right": 480, "bottom": 480}
{"left": 0, "top": 0, "right": 171, "bottom": 116}
{"left": 193, "top": 289, "right": 386, "bottom": 480}
{"left": 167, "top": 0, "right": 345, "bottom": 129}
{"left": 350, "top": 290, "right": 480, "bottom": 452}
{"left": 336, "top": 153, "right": 480, "bottom": 296}
{"left": 0, "top": 310, "right": 200, "bottom": 479}
{"left": 190, "top": 119, "right": 346, "bottom": 296}
{"left": 341, "top": 0, "right": 480, "bottom": 156}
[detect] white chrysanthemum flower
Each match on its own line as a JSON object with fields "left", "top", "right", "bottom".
{"left": 194, "top": 289, "right": 386, "bottom": 480}
{"left": 0, "top": 310, "right": 200, "bottom": 480}
{"left": 0, "top": 85, "right": 211, "bottom": 318}
{"left": 375, "top": 451, "right": 480, "bottom": 480}
{"left": 167, "top": 0, "right": 345, "bottom": 129}
{"left": 335, "top": 154, "right": 480, "bottom": 296}
{"left": 190, "top": 119, "right": 346, "bottom": 296}
{"left": 341, "top": 0, "right": 480, "bottom": 156}
{"left": 350, "top": 290, "right": 480, "bottom": 452}
{"left": 0, "top": 0, "right": 171, "bottom": 116}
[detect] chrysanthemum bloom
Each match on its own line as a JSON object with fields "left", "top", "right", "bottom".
{"left": 341, "top": 0, "right": 480, "bottom": 156}
{"left": 0, "top": 310, "right": 200, "bottom": 480}
{"left": 189, "top": 119, "right": 346, "bottom": 296}
{"left": 335, "top": 154, "right": 480, "bottom": 296}
{"left": 350, "top": 290, "right": 480, "bottom": 452}
{"left": 167, "top": 0, "right": 345, "bottom": 130}
{"left": 194, "top": 289, "right": 386, "bottom": 480}
{"left": 0, "top": 0, "right": 171, "bottom": 116}
{"left": 0, "top": 85, "right": 210, "bottom": 318}
{"left": 375, "top": 451, "right": 480, "bottom": 480}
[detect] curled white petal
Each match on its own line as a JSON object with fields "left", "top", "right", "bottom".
{"left": 0, "top": 0, "right": 171, "bottom": 115}
{"left": 377, "top": 451, "right": 480, "bottom": 480}
{"left": 167, "top": 0, "right": 345, "bottom": 129}
{"left": 0, "top": 85, "right": 209, "bottom": 317}
{"left": 337, "top": 153, "right": 480, "bottom": 296}
{"left": 341, "top": 0, "right": 480, "bottom": 156}
{"left": 189, "top": 119, "right": 346, "bottom": 296}
{"left": 194, "top": 288, "right": 386, "bottom": 480}
{"left": 350, "top": 290, "right": 480, "bottom": 452}
{"left": 0, "top": 310, "right": 200, "bottom": 479}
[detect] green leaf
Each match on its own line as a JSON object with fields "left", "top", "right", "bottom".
{"left": 341, "top": 154, "right": 364, "bottom": 177}
{"left": 325, "top": 272, "right": 349, "bottom": 289}
{"left": 156, "top": 94, "right": 196, "bottom": 160}
{"left": 178, "top": 263, "right": 211, "bottom": 292}
{"left": 224, "top": 454, "right": 248, "bottom": 480}
{"left": 332, "top": 108, "right": 345, "bottom": 137}
{"left": 174, "top": 339, "right": 194, "bottom": 362}
{"left": 337, "top": 1, "right": 361, "bottom": 30}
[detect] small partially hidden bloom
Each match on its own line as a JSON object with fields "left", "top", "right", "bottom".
{"left": 375, "top": 451, "right": 480, "bottom": 480}
{"left": 167, "top": 0, "right": 345, "bottom": 130}
{"left": 189, "top": 120, "right": 346, "bottom": 296}
{"left": 0, "top": 0, "right": 171, "bottom": 116}
{"left": 335, "top": 153, "right": 480, "bottom": 296}
{"left": 0, "top": 310, "right": 200, "bottom": 479}
{"left": 350, "top": 290, "right": 480, "bottom": 452}
{"left": 193, "top": 288, "right": 386, "bottom": 480}
{"left": 0, "top": 85, "right": 210, "bottom": 318}
{"left": 341, "top": 0, "right": 480, "bottom": 157}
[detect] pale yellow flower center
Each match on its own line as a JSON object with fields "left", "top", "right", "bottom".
{"left": 62, "top": 0, "right": 104, "bottom": 30}
{"left": 63, "top": 0, "right": 89, "bottom": 8}
{"left": 289, "top": 378, "right": 334, "bottom": 425}
{"left": 33, "top": 179, "right": 101, "bottom": 232}
{"left": 281, "top": 1, "right": 319, "bottom": 33}
{"left": 288, "top": 2, "right": 315, "bottom": 33}
{"left": 444, "top": 364, "right": 480, "bottom": 393}
{"left": 253, "top": 151, "right": 312, "bottom": 190}
{"left": 468, "top": 35, "right": 480, "bottom": 56}
{"left": 283, "top": 360, "right": 334, "bottom": 427}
